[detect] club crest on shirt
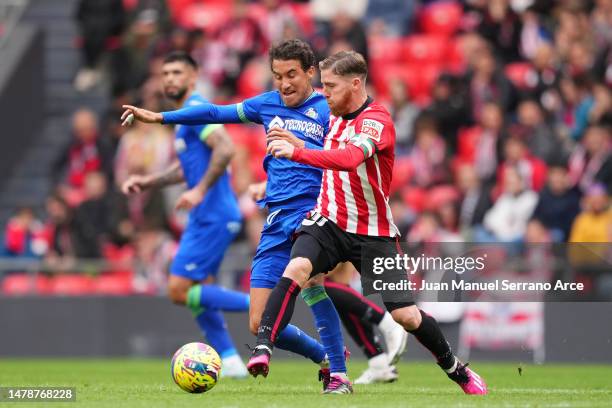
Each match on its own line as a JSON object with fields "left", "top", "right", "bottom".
{"left": 361, "top": 119, "right": 384, "bottom": 142}
{"left": 304, "top": 107, "right": 318, "bottom": 119}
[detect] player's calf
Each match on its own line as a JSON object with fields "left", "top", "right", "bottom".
{"left": 389, "top": 305, "right": 422, "bottom": 331}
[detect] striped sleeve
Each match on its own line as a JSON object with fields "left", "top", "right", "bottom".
{"left": 351, "top": 135, "right": 377, "bottom": 159}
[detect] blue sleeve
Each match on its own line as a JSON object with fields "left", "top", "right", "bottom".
{"left": 162, "top": 103, "right": 243, "bottom": 125}
{"left": 239, "top": 94, "right": 267, "bottom": 124}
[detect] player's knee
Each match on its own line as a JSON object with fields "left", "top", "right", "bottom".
{"left": 283, "top": 257, "right": 312, "bottom": 286}
{"left": 391, "top": 306, "right": 422, "bottom": 331}
{"left": 167, "top": 284, "right": 187, "bottom": 305}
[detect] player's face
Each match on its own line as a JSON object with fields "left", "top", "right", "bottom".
{"left": 271, "top": 59, "right": 314, "bottom": 107}
{"left": 321, "top": 69, "right": 353, "bottom": 116}
{"left": 162, "top": 61, "right": 195, "bottom": 101}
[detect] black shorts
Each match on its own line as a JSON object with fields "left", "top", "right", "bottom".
{"left": 290, "top": 212, "right": 415, "bottom": 311}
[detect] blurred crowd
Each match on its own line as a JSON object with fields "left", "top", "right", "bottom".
{"left": 2, "top": 0, "right": 612, "bottom": 296}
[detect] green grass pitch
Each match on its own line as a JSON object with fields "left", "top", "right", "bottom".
{"left": 1, "top": 359, "right": 611, "bottom": 407}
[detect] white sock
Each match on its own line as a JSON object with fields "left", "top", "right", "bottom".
{"left": 378, "top": 312, "right": 397, "bottom": 333}
{"left": 255, "top": 345, "right": 272, "bottom": 354}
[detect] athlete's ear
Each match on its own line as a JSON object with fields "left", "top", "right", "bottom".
{"left": 352, "top": 76, "right": 361, "bottom": 90}
{"left": 306, "top": 65, "right": 315, "bottom": 79}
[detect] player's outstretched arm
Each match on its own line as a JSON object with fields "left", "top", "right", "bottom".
{"left": 175, "top": 127, "right": 235, "bottom": 211}
{"left": 120, "top": 105, "right": 163, "bottom": 126}
{"left": 267, "top": 140, "right": 366, "bottom": 171}
{"left": 121, "top": 162, "right": 184, "bottom": 195}
{"left": 161, "top": 103, "right": 248, "bottom": 126}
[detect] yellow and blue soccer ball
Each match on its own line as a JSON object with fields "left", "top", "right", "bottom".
{"left": 171, "top": 342, "right": 222, "bottom": 393}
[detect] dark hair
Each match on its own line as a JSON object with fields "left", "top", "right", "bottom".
{"left": 269, "top": 39, "right": 316, "bottom": 72}
{"left": 319, "top": 50, "right": 368, "bottom": 79}
{"left": 163, "top": 51, "right": 198, "bottom": 69}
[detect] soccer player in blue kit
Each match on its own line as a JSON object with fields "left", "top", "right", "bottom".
{"left": 121, "top": 40, "right": 407, "bottom": 389}
{"left": 121, "top": 52, "right": 250, "bottom": 378}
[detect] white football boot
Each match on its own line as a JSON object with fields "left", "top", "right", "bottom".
{"left": 378, "top": 312, "right": 408, "bottom": 364}
{"left": 221, "top": 354, "right": 249, "bottom": 378}
{"left": 354, "top": 353, "right": 399, "bottom": 384}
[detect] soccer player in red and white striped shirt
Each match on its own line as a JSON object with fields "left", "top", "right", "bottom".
{"left": 248, "top": 51, "right": 488, "bottom": 395}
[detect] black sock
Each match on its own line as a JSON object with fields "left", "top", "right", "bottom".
{"left": 340, "top": 312, "right": 384, "bottom": 359}
{"left": 325, "top": 281, "right": 385, "bottom": 324}
{"left": 408, "top": 309, "right": 455, "bottom": 370}
{"left": 256, "top": 277, "right": 301, "bottom": 349}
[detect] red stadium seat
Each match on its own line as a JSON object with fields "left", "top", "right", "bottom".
{"left": 390, "top": 157, "right": 414, "bottom": 194}
{"left": 237, "top": 60, "right": 267, "bottom": 98}
{"left": 1, "top": 274, "right": 52, "bottom": 296}
{"left": 369, "top": 36, "right": 404, "bottom": 65}
{"left": 457, "top": 126, "right": 482, "bottom": 163}
{"left": 49, "top": 274, "right": 95, "bottom": 296}
{"left": 446, "top": 36, "right": 467, "bottom": 73}
{"left": 504, "top": 62, "right": 538, "bottom": 90}
{"left": 93, "top": 273, "right": 134, "bottom": 295}
{"left": 377, "top": 63, "right": 441, "bottom": 106}
{"left": 420, "top": 1, "right": 463, "bottom": 37}
{"left": 402, "top": 35, "right": 449, "bottom": 65}
{"left": 177, "top": 2, "right": 231, "bottom": 32}
{"left": 290, "top": 3, "right": 315, "bottom": 36}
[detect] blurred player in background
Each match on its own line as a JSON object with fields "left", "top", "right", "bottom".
{"left": 259, "top": 50, "right": 488, "bottom": 394}
{"left": 121, "top": 39, "right": 406, "bottom": 388}
{"left": 121, "top": 51, "right": 249, "bottom": 378}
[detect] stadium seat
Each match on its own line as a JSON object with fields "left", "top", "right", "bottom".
{"left": 369, "top": 36, "right": 404, "bottom": 65}
{"left": 237, "top": 60, "right": 267, "bottom": 98}
{"left": 457, "top": 126, "right": 482, "bottom": 163}
{"left": 425, "top": 185, "right": 460, "bottom": 210}
{"left": 446, "top": 36, "right": 467, "bottom": 73}
{"left": 93, "top": 273, "right": 134, "bottom": 295}
{"left": 49, "top": 274, "right": 95, "bottom": 296}
{"left": 402, "top": 35, "right": 449, "bottom": 65}
{"left": 419, "top": 1, "right": 463, "bottom": 37}
{"left": 378, "top": 63, "right": 441, "bottom": 106}
{"left": 504, "top": 62, "right": 538, "bottom": 90}
{"left": 290, "top": 3, "right": 315, "bottom": 36}
{"left": 401, "top": 186, "right": 427, "bottom": 213}
{"left": 390, "top": 157, "right": 414, "bottom": 194}
{"left": 1, "top": 274, "right": 52, "bottom": 296}
{"left": 176, "top": 2, "right": 231, "bottom": 32}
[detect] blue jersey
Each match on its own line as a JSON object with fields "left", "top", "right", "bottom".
{"left": 174, "top": 93, "right": 241, "bottom": 223}
{"left": 163, "top": 90, "right": 330, "bottom": 209}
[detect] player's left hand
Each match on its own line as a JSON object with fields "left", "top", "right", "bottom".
{"left": 267, "top": 128, "right": 304, "bottom": 148}
{"left": 175, "top": 188, "right": 205, "bottom": 211}
{"left": 267, "top": 140, "right": 295, "bottom": 159}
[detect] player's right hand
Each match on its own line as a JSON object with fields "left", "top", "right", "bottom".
{"left": 121, "top": 175, "right": 151, "bottom": 195}
{"left": 121, "top": 105, "right": 164, "bottom": 126}
{"left": 248, "top": 181, "right": 267, "bottom": 201}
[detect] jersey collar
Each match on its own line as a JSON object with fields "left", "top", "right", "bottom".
{"left": 342, "top": 96, "right": 373, "bottom": 120}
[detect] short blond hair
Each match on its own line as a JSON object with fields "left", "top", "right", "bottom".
{"left": 319, "top": 50, "right": 367, "bottom": 79}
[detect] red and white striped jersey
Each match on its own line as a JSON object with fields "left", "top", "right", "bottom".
{"left": 314, "top": 101, "right": 399, "bottom": 237}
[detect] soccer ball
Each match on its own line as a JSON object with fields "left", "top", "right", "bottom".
{"left": 171, "top": 342, "right": 222, "bottom": 393}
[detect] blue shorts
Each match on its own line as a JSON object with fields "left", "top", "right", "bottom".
{"left": 170, "top": 218, "right": 241, "bottom": 282}
{"left": 250, "top": 206, "right": 310, "bottom": 289}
